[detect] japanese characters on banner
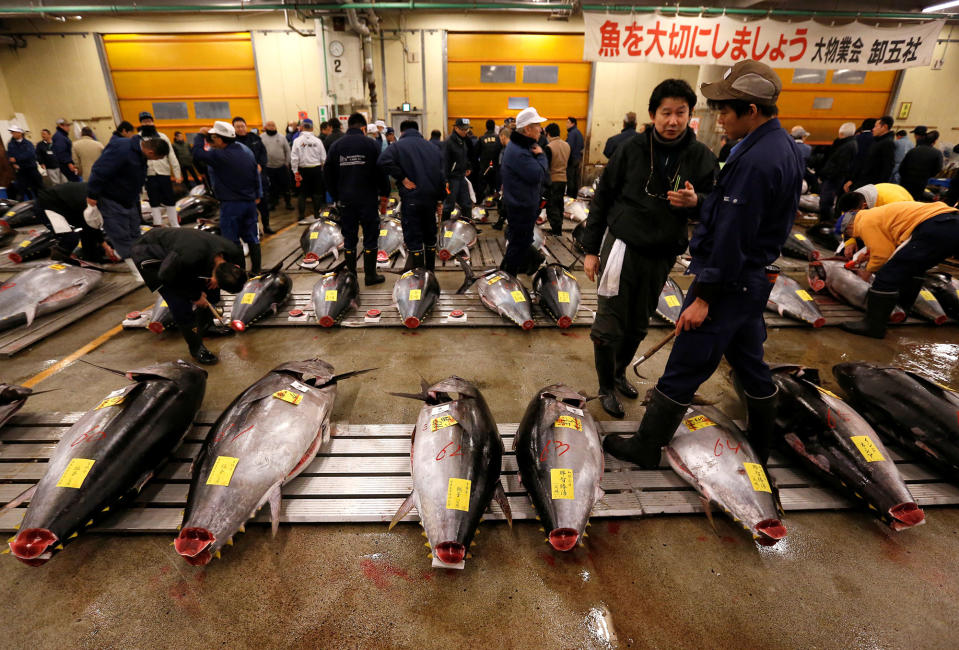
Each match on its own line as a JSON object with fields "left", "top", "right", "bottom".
{"left": 583, "top": 13, "right": 945, "bottom": 71}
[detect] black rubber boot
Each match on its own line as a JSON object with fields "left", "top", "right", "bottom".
{"left": 840, "top": 288, "right": 899, "bottom": 338}
{"left": 614, "top": 336, "right": 642, "bottom": 399}
{"left": 594, "top": 342, "right": 624, "bottom": 418}
{"left": 744, "top": 388, "right": 778, "bottom": 466}
{"left": 492, "top": 202, "right": 506, "bottom": 230}
{"left": 897, "top": 276, "right": 926, "bottom": 313}
{"left": 404, "top": 249, "right": 425, "bottom": 272}
{"left": 364, "top": 249, "right": 385, "bottom": 286}
{"left": 248, "top": 243, "right": 262, "bottom": 275}
{"left": 425, "top": 246, "right": 436, "bottom": 271}
{"left": 182, "top": 325, "right": 218, "bottom": 365}
{"left": 602, "top": 387, "right": 689, "bottom": 468}
{"left": 525, "top": 246, "right": 546, "bottom": 276}
{"left": 344, "top": 248, "right": 357, "bottom": 275}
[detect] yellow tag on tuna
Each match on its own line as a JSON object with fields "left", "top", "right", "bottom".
{"left": 743, "top": 462, "right": 771, "bottom": 492}
{"left": 273, "top": 389, "right": 303, "bottom": 405}
{"left": 48, "top": 264, "right": 67, "bottom": 270}
{"left": 444, "top": 231, "right": 453, "bottom": 238}
{"left": 511, "top": 290, "right": 525, "bottom": 303}
{"left": 551, "top": 468, "right": 575, "bottom": 500}
{"left": 309, "top": 231, "right": 319, "bottom": 240}
{"left": 557, "top": 291, "right": 570, "bottom": 303}
{"left": 409, "top": 289, "right": 421, "bottom": 301}
{"left": 920, "top": 290, "right": 935, "bottom": 301}
{"left": 684, "top": 414, "right": 715, "bottom": 431}
{"left": 379, "top": 229, "right": 387, "bottom": 237}
{"left": 554, "top": 415, "right": 583, "bottom": 431}
{"left": 430, "top": 414, "right": 458, "bottom": 431}
{"left": 796, "top": 290, "right": 813, "bottom": 302}
{"left": 446, "top": 477, "right": 471, "bottom": 511}
{"left": 325, "top": 290, "right": 338, "bottom": 302}
{"left": 665, "top": 295, "right": 681, "bottom": 308}
{"left": 19, "top": 240, "right": 30, "bottom": 247}
{"left": 241, "top": 293, "right": 255, "bottom": 305}
{"left": 851, "top": 435, "right": 885, "bottom": 462}
{"left": 794, "top": 233, "right": 807, "bottom": 241}
{"left": 56, "top": 458, "right": 95, "bottom": 489}
{"left": 94, "top": 395, "right": 126, "bottom": 410}
{"left": 206, "top": 456, "right": 239, "bottom": 486}
{"left": 487, "top": 275, "right": 502, "bottom": 285}
{"left": 4, "top": 210, "right": 13, "bottom": 217}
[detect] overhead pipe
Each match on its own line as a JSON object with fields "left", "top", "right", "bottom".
{"left": 345, "top": 2, "right": 377, "bottom": 121}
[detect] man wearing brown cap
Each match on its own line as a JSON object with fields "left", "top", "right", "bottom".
{"left": 602, "top": 59, "right": 804, "bottom": 469}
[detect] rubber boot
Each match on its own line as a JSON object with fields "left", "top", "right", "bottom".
{"left": 614, "top": 336, "right": 641, "bottom": 399}
{"left": 602, "top": 387, "right": 689, "bottom": 469}
{"left": 840, "top": 288, "right": 898, "bottom": 338}
{"left": 248, "top": 243, "right": 262, "bottom": 275}
{"left": 594, "top": 342, "right": 624, "bottom": 418}
{"left": 364, "top": 249, "right": 385, "bottom": 286}
{"left": 404, "top": 249, "right": 425, "bottom": 272}
{"left": 124, "top": 258, "right": 144, "bottom": 284}
{"left": 181, "top": 324, "right": 218, "bottom": 365}
{"left": 525, "top": 245, "right": 546, "bottom": 276}
{"left": 897, "top": 276, "right": 926, "bottom": 313}
{"left": 425, "top": 245, "right": 436, "bottom": 271}
{"left": 344, "top": 248, "right": 357, "bottom": 274}
{"left": 165, "top": 205, "right": 180, "bottom": 228}
{"left": 744, "top": 388, "right": 778, "bottom": 466}
{"left": 151, "top": 206, "right": 163, "bottom": 227}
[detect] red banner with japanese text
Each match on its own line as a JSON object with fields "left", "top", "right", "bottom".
{"left": 583, "top": 14, "right": 944, "bottom": 70}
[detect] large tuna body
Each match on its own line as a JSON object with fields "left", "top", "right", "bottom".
{"left": 767, "top": 274, "right": 825, "bottom": 327}
{"left": 808, "top": 260, "right": 906, "bottom": 322}
{"left": 771, "top": 366, "right": 925, "bottom": 530}
{"left": 377, "top": 217, "right": 405, "bottom": 263}
{"left": 390, "top": 377, "right": 510, "bottom": 569}
{"left": 311, "top": 267, "right": 358, "bottom": 327}
{"left": 924, "top": 272, "right": 959, "bottom": 320}
{"left": 147, "top": 294, "right": 176, "bottom": 333}
{"left": 472, "top": 269, "right": 534, "bottom": 330}
{"left": 533, "top": 264, "right": 580, "bottom": 328}
{"left": 2, "top": 200, "right": 40, "bottom": 228}
{"left": 300, "top": 219, "right": 344, "bottom": 264}
{"left": 911, "top": 286, "right": 948, "bottom": 325}
{"left": 514, "top": 384, "right": 604, "bottom": 551}
{"left": 229, "top": 265, "right": 292, "bottom": 331}
{"left": 176, "top": 359, "right": 341, "bottom": 565}
{"left": 8, "top": 228, "right": 55, "bottom": 264}
{"left": 665, "top": 405, "right": 786, "bottom": 546}
{"left": 0, "top": 263, "right": 103, "bottom": 331}
{"left": 656, "top": 277, "right": 685, "bottom": 325}
{"left": 175, "top": 194, "right": 218, "bottom": 224}
{"left": 9, "top": 361, "right": 207, "bottom": 565}
{"left": 393, "top": 268, "right": 440, "bottom": 328}
{"left": 833, "top": 362, "right": 959, "bottom": 477}
{"left": 438, "top": 218, "right": 477, "bottom": 261}
{"left": 781, "top": 231, "right": 821, "bottom": 261}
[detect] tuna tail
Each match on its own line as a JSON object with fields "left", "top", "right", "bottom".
{"left": 493, "top": 480, "right": 512, "bottom": 529}
{"left": 389, "top": 492, "right": 416, "bottom": 531}
{"left": 455, "top": 256, "right": 474, "bottom": 294}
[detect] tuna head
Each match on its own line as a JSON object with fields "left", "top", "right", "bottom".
{"left": 377, "top": 218, "right": 405, "bottom": 262}
{"left": 393, "top": 269, "right": 440, "bottom": 328}
{"left": 533, "top": 264, "right": 581, "bottom": 328}
{"left": 311, "top": 268, "right": 359, "bottom": 327}
{"left": 514, "top": 384, "right": 604, "bottom": 551}
{"left": 438, "top": 219, "right": 477, "bottom": 261}
{"left": 229, "top": 266, "right": 293, "bottom": 331}
{"left": 475, "top": 270, "right": 534, "bottom": 330}
{"left": 767, "top": 274, "right": 825, "bottom": 328}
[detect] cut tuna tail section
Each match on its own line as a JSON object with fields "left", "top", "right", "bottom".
{"left": 10, "top": 528, "right": 58, "bottom": 566}
{"left": 890, "top": 503, "right": 925, "bottom": 530}
{"left": 175, "top": 527, "right": 215, "bottom": 566}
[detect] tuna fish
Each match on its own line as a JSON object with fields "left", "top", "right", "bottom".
{"left": 7, "top": 229, "right": 56, "bottom": 264}
{"left": 781, "top": 231, "right": 821, "bottom": 261}
{"left": 147, "top": 295, "right": 176, "bottom": 333}
{"left": 533, "top": 264, "right": 581, "bottom": 328}
{"left": 767, "top": 274, "right": 826, "bottom": 327}
{"left": 7, "top": 360, "right": 207, "bottom": 565}
{"left": 808, "top": 260, "right": 906, "bottom": 323}
{"left": 175, "top": 360, "right": 369, "bottom": 565}
{"left": 514, "top": 384, "right": 604, "bottom": 551}
{"left": 376, "top": 217, "right": 406, "bottom": 263}
{"left": 1, "top": 200, "right": 40, "bottom": 228}
{"left": 438, "top": 218, "right": 478, "bottom": 261}
{"left": 0, "top": 383, "right": 35, "bottom": 430}
{"left": 458, "top": 259, "right": 534, "bottom": 330}
{"left": 798, "top": 193, "right": 820, "bottom": 213}
{"left": 833, "top": 362, "right": 959, "bottom": 477}
{"left": 0, "top": 220, "right": 13, "bottom": 246}
{"left": 656, "top": 277, "right": 685, "bottom": 325}
{"left": 577, "top": 185, "right": 595, "bottom": 201}
{"left": 300, "top": 219, "right": 344, "bottom": 266}
{"left": 911, "top": 285, "right": 948, "bottom": 325}
{"left": 771, "top": 366, "right": 925, "bottom": 530}
{"left": 805, "top": 223, "right": 842, "bottom": 251}
{"left": 565, "top": 199, "right": 589, "bottom": 223}
{"left": 0, "top": 263, "right": 103, "bottom": 331}
{"left": 393, "top": 268, "right": 440, "bottom": 328}
{"left": 924, "top": 272, "right": 959, "bottom": 320}
{"left": 175, "top": 194, "right": 218, "bottom": 224}
{"left": 471, "top": 206, "right": 488, "bottom": 223}
{"left": 665, "top": 405, "right": 786, "bottom": 546}
{"left": 311, "top": 266, "right": 358, "bottom": 327}
{"left": 389, "top": 376, "right": 511, "bottom": 569}
{"left": 229, "top": 263, "right": 292, "bottom": 332}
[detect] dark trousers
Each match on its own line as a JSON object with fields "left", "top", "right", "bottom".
{"left": 266, "top": 165, "right": 291, "bottom": 206}
{"left": 59, "top": 162, "right": 81, "bottom": 182}
{"left": 474, "top": 163, "right": 498, "bottom": 199}
{"left": 219, "top": 200, "right": 260, "bottom": 245}
{"left": 818, "top": 179, "right": 840, "bottom": 225}
{"left": 501, "top": 202, "right": 537, "bottom": 275}
{"left": 298, "top": 166, "right": 324, "bottom": 220}
{"left": 99, "top": 196, "right": 143, "bottom": 259}
{"left": 181, "top": 164, "right": 201, "bottom": 186}
{"left": 566, "top": 158, "right": 581, "bottom": 197}
{"left": 545, "top": 180, "right": 566, "bottom": 235}
{"left": 400, "top": 198, "right": 438, "bottom": 251}
{"left": 145, "top": 175, "right": 176, "bottom": 207}
{"left": 40, "top": 208, "right": 106, "bottom": 260}
{"left": 158, "top": 287, "right": 221, "bottom": 327}
{"left": 15, "top": 166, "right": 44, "bottom": 199}
{"left": 442, "top": 176, "right": 472, "bottom": 219}
{"left": 257, "top": 171, "right": 271, "bottom": 230}
{"left": 657, "top": 277, "right": 776, "bottom": 404}
{"left": 340, "top": 202, "right": 380, "bottom": 250}
{"left": 872, "top": 213, "right": 959, "bottom": 293}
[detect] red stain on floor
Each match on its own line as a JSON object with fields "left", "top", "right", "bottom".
{"left": 606, "top": 521, "right": 621, "bottom": 535}
{"left": 560, "top": 331, "right": 585, "bottom": 338}
{"left": 540, "top": 552, "right": 557, "bottom": 567}
{"left": 361, "top": 558, "right": 414, "bottom": 589}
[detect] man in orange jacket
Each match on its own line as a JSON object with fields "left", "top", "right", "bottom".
{"left": 839, "top": 200, "right": 959, "bottom": 337}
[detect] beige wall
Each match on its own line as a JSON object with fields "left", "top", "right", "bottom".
{"left": 895, "top": 25, "right": 959, "bottom": 148}
{"left": 253, "top": 29, "right": 329, "bottom": 128}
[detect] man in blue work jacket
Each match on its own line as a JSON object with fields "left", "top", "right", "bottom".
{"left": 192, "top": 121, "right": 263, "bottom": 274}
{"left": 500, "top": 106, "right": 548, "bottom": 277}
{"left": 324, "top": 112, "right": 391, "bottom": 285}
{"left": 603, "top": 60, "right": 804, "bottom": 468}
{"left": 6, "top": 125, "right": 44, "bottom": 199}
{"left": 378, "top": 120, "right": 445, "bottom": 271}
{"left": 52, "top": 118, "right": 80, "bottom": 182}
{"left": 565, "top": 116, "right": 584, "bottom": 197}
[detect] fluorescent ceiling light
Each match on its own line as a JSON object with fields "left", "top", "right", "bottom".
{"left": 923, "top": 0, "right": 959, "bottom": 12}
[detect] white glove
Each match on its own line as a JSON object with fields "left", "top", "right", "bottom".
{"left": 83, "top": 205, "right": 103, "bottom": 229}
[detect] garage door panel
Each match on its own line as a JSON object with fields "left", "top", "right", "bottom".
{"left": 104, "top": 38, "right": 254, "bottom": 70}
{"left": 111, "top": 70, "right": 259, "bottom": 99}
{"left": 448, "top": 62, "right": 591, "bottom": 89}
{"left": 448, "top": 33, "right": 585, "bottom": 62}
{"left": 117, "top": 98, "right": 261, "bottom": 123}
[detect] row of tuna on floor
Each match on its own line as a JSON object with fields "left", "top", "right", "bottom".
{"left": 1, "top": 359, "right": 955, "bottom": 568}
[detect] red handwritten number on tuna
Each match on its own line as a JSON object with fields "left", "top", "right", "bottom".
{"left": 540, "top": 440, "right": 571, "bottom": 462}
{"left": 435, "top": 441, "right": 464, "bottom": 461}
{"left": 213, "top": 423, "right": 255, "bottom": 444}
{"left": 70, "top": 427, "right": 106, "bottom": 447}
{"left": 713, "top": 439, "right": 742, "bottom": 456}
{"left": 826, "top": 409, "right": 849, "bottom": 430}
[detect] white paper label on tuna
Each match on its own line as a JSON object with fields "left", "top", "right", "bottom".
{"left": 107, "top": 388, "right": 126, "bottom": 398}
{"left": 290, "top": 381, "right": 311, "bottom": 393}
{"left": 565, "top": 405, "right": 584, "bottom": 416}
{"left": 431, "top": 404, "right": 451, "bottom": 415}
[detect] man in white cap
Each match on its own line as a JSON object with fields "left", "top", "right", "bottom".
{"left": 790, "top": 125, "right": 811, "bottom": 166}
{"left": 500, "top": 107, "right": 548, "bottom": 276}
{"left": 375, "top": 120, "right": 388, "bottom": 152}
{"left": 6, "top": 125, "right": 44, "bottom": 199}
{"left": 290, "top": 118, "right": 327, "bottom": 222}
{"left": 191, "top": 121, "right": 263, "bottom": 274}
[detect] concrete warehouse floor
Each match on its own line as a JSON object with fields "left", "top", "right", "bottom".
{"left": 3, "top": 205, "right": 959, "bottom": 649}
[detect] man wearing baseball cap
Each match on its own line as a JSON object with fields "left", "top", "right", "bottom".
{"left": 192, "top": 121, "right": 263, "bottom": 274}
{"left": 53, "top": 118, "right": 80, "bottom": 182}
{"left": 500, "top": 107, "right": 548, "bottom": 276}
{"left": 603, "top": 60, "right": 804, "bottom": 469}
{"left": 442, "top": 118, "right": 474, "bottom": 221}
{"left": 6, "top": 125, "right": 44, "bottom": 199}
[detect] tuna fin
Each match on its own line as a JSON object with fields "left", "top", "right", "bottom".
{"left": 594, "top": 485, "right": 606, "bottom": 505}
{"left": 1, "top": 483, "right": 37, "bottom": 512}
{"left": 132, "top": 470, "right": 154, "bottom": 493}
{"left": 493, "top": 481, "right": 512, "bottom": 529}
{"left": 318, "top": 367, "right": 378, "bottom": 387}
{"left": 77, "top": 358, "right": 128, "bottom": 377}
{"left": 268, "top": 261, "right": 282, "bottom": 276}
{"left": 389, "top": 492, "right": 416, "bottom": 531}
{"left": 701, "top": 496, "right": 720, "bottom": 537}
{"left": 24, "top": 302, "right": 38, "bottom": 327}
{"left": 388, "top": 391, "right": 430, "bottom": 401}
{"left": 455, "top": 256, "right": 475, "bottom": 294}
{"left": 268, "top": 483, "right": 282, "bottom": 537}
